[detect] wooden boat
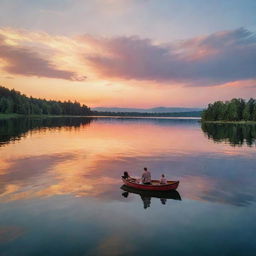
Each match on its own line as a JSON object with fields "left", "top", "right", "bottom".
{"left": 122, "top": 177, "right": 179, "bottom": 191}
{"left": 121, "top": 185, "right": 181, "bottom": 200}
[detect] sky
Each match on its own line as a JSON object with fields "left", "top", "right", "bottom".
{"left": 0, "top": 0, "right": 255, "bottom": 108}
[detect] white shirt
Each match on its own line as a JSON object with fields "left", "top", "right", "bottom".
{"left": 160, "top": 177, "right": 167, "bottom": 184}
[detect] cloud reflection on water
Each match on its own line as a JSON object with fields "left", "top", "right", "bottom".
{"left": 0, "top": 118, "right": 255, "bottom": 207}
{"left": 0, "top": 226, "right": 25, "bottom": 244}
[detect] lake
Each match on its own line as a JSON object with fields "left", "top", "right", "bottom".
{"left": 0, "top": 117, "right": 256, "bottom": 256}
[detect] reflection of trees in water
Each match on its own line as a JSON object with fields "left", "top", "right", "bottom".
{"left": 201, "top": 123, "right": 256, "bottom": 146}
{"left": 0, "top": 117, "right": 93, "bottom": 147}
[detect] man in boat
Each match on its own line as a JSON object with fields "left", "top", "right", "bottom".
{"left": 141, "top": 167, "right": 151, "bottom": 184}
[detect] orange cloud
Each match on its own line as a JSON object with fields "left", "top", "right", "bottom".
{"left": 0, "top": 28, "right": 87, "bottom": 81}
{"left": 1, "top": 27, "right": 256, "bottom": 86}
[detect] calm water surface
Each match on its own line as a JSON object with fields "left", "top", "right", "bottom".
{"left": 0, "top": 117, "right": 256, "bottom": 256}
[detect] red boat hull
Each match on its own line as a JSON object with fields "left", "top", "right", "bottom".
{"left": 122, "top": 178, "right": 179, "bottom": 191}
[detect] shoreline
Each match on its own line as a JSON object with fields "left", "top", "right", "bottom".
{"left": 0, "top": 114, "right": 95, "bottom": 119}
{"left": 0, "top": 113, "right": 201, "bottom": 120}
{"left": 1, "top": 114, "right": 256, "bottom": 124}
{"left": 201, "top": 120, "right": 256, "bottom": 124}
{"left": 0, "top": 113, "right": 24, "bottom": 119}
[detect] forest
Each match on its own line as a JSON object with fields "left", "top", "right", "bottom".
{"left": 0, "top": 86, "right": 202, "bottom": 118}
{"left": 0, "top": 86, "right": 92, "bottom": 116}
{"left": 201, "top": 98, "right": 256, "bottom": 121}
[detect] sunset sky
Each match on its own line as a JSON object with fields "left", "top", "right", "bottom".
{"left": 0, "top": 0, "right": 255, "bottom": 108}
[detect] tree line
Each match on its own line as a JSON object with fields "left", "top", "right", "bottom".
{"left": 0, "top": 86, "right": 92, "bottom": 116}
{"left": 202, "top": 98, "right": 256, "bottom": 121}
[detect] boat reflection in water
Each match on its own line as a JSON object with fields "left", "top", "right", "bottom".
{"left": 121, "top": 185, "right": 181, "bottom": 209}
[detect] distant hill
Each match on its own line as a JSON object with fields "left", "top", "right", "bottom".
{"left": 92, "top": 107, "right": 203, "bottom": 113}
{"left": 91, "top": 111, "right": 202, "bottom": 117}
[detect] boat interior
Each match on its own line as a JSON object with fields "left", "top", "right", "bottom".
{"left": 127, "top": 178, "right": 178, "bottom": 185}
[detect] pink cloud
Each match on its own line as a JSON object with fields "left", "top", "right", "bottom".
{"left": 84, "top": 28, "right": 256, "bottom": 86}
{"left": 0, "top": 35, "right": 86, "bottom": 81}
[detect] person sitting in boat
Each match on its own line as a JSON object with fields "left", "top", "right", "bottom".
{"left": 141, "top": 167, "right": 151, "bottom": 184}
{"left": 160, "top": 174, "right": 167, "bottom": 184}
{"left": 122, "top": 171, "right": 130, "bottom": 180}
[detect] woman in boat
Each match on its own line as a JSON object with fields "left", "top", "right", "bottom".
{"left": 141, "top": 167, "right": 151, "bottom": 184}
{"left": 160, "top": 174, "right": 167, "bottom": 184}
{"left": 122, "top": 171, "right": 130, "bottom": 180}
